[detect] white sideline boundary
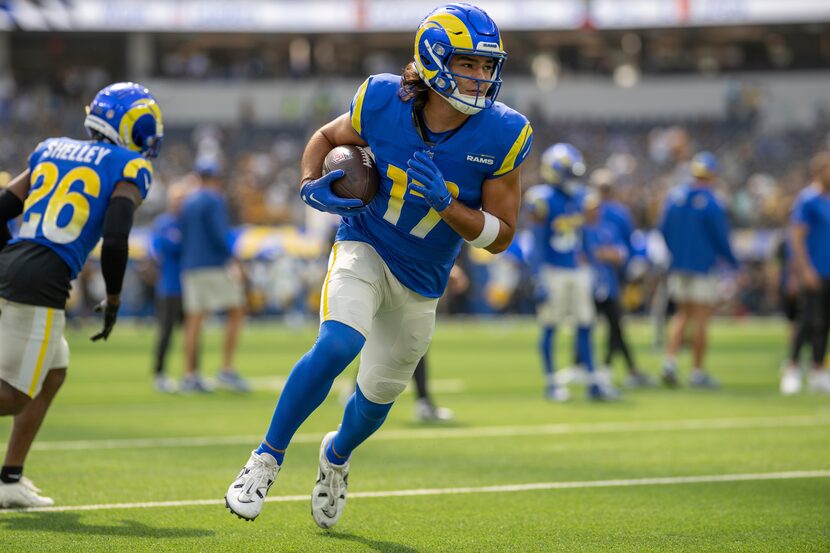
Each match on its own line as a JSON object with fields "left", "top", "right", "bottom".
{"left": 14, "top": 414, "right": 830, "bottom": 452}
{"left": 3, "top": 470, "right": 829, "bottom": 514}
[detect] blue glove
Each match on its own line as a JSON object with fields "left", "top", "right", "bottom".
{"left": 406, "top": 151, "right": 453, "bottom": 212}
{"left": 300, "top": 170, "right": 367, "bottom": 217}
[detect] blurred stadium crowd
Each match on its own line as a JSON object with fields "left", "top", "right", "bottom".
{"left": 1, "top": 20, "right": 829, "bottom": 321}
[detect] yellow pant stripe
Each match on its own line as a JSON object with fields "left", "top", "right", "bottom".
{"left": 322, "top": 243, "right": 339, "bottom": 320}
{"left": 28, "top": 308, "right": 54, "bottom": 396}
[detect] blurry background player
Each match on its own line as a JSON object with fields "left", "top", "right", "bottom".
{"left": 590, "top": 168, "right": 654, "bottom": 387}
{"left": 659, "top": 151, "right": 738, "bottom": 388}
{"left": 786, "top": 151, "right": 830, "bottom": 395}
{"left": 526, "top": 143, "right": 618, "bottom": 402}
{"left": 149, "top": 181, "right": 191, "bottom": 393}
{"left": 776, "top": 233, "right": 807, "bottom": 394}
{"left": 179, "top": 159, "right": 249, "bottom": 393}
{"left": 413, "top": 264, "right": 469, "bottom": 422}
{"left": 224, "top": 3, "right": 532, "bottom": 529}
{"left": 0, "top": 82, "right": 161, "bottom": 508}
{"left": 582, "top": 191, "right": 654, "bottom": 388}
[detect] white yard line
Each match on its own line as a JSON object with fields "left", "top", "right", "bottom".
{"left": 17, "top": 414, "right": 830, "bottom": 452}
{"left": 3, "top": 470, "right": 828, "bottom": 514}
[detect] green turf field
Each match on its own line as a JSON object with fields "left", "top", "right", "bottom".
{"left": 1, "top": 318, "right": 828, "bottom": 552}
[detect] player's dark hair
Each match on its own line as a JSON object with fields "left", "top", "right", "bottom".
{"left": 90, "top": 130, "right": 116, "bottom": 146}
{"left": 399, "top": 61, "right": 430, "bottom": 111}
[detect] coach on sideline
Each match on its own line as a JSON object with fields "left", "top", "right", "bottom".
{"left": 178, "top": 158, "right": 249, "bottom": 393}
{"left": 659, "top": 151, "right": 738, "bottom": 389}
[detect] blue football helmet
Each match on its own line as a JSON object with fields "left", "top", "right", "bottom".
{"left": 413, "top": 3, "right": 506, "bottom": 115}
{"left": 540, "top": 143, "right": 586, "bottom": 186}
{"left": 84, "top": 82, "right": 164, "bottom": 159}
{"left": 690, "top": 151, "right": 718, "bottom": 179}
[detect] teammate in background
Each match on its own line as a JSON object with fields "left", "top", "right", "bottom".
{"left": 150, "top": 182, "right": 190, "bottom": 393}
{"left": 0, "top": 83, "right": 162, "bottom": 508}
{"left": 582, "top": 192, "right": 654, "bottom": 387}
{"left": 525, "top": 144, "right": 617, "bottom": 402}
{"left": 225, "top": 3, "right": 532, "bottom": 528}
{"left": 787, "top": 152, "right": 830, "bottom": 394}
{"left": 413, "top": 264, "right": 469, "bottom": 422}
{"left": 776, "top": 237, "right": 807, "bottom": 395}
{"left": 591, "top": 169, "right": 634, "bottom": 258}
{"left": 178, "top": 159, "right": 249, "bottom": 393}
{"left": 659, "top": 151, "right": 738, "bottom": 388}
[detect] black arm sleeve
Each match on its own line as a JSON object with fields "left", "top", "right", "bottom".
{"left": 100, "top": 196, "right": 135, "bottom": 295}
{"left": 0, "top": 190, "right": 24, "bottom": 222}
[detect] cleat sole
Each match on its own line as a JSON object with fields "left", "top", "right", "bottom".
{"left": 225, "top": 496, "right": 257, "bottom": 521}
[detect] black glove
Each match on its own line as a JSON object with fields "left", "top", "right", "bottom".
{"left": 0, "top": 223, "right": 10, "bottom": 250}
{"left": 90, "top": 299, "right": 120, "bottom": 342}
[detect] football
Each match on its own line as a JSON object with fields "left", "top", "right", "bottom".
{"left": 322, "top": 145, "right": 379, "bottom": 205}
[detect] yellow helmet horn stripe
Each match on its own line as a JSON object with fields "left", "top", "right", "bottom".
{"left": 426, "top": 13, "right": 474, "bottom": 50}
{"left": 118, "top": 98, "right": 163, "bottom": 153}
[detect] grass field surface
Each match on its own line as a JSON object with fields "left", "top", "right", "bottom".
{"left": 0, "top": 318, "right": 828, "bottom": 552}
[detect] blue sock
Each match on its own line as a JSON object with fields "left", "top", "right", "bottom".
{"left": 328, "top": 385, "right": 393, "bottom": 465}
{"left": 256, "top": 321, "right": 365, "bottom": 465}
{"left": 540, "top": 326, "right": 556, "bottom": 380}
{"left": 577, "top": 326, "right": 594, "bottom": 374}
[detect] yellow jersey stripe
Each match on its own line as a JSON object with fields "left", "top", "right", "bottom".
{"left": 322, "top": 243, "right": 339, "bottom": 320}
{"left": 351, "top": 78, "right": 370, "bottom": 135}
{"left": 28, "top": 308, "right": 54, "bottom": 396}
{"left": 493, "top": 123, "right": 533, "bottom": 177}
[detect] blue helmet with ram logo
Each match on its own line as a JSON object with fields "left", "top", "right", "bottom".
{"left": 84, "top": 82, "right": 164, "bottom": 159}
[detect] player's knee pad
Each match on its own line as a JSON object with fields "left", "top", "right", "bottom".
{"left": 356, "top": 369, "right": 409, "bottom": 404}
{"left": 311, "top": 320, "right": 365, "bottom": 377}
{"left": 354, "top": 384, "right": 393, "bottom": 421}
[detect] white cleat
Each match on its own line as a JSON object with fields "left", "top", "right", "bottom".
{"left": 225, "top": 450, "right": 280, "bottom": 521}
{"left": 808, "top": 370, "right": 830, "bottom": 394}
{"left": 311, "top": 431, "right": 349, "bottom": 529}
{"left": 414, "top": 399, "right": 454, "bottom": 422}
{"left": 0, "top": 481, "right": 54, "bottom": 508}
{"left": 545, "top": 384, "right": 571, "bottom": 402}
{"left": 780, "top": 365, "right": 802, "bottom": 396}
{"left": 20, "top": 476, "right": 43, "bottom": 494}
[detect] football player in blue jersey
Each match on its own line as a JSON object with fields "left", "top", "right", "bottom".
{"left": 525, "top": 144, "right": 618, "bottom": 402}
{"left": 0, "top": 82, "right": 162, "bottom": 508}
{"left": 225, "top": 3, "right": 532, "bottom": 527}
{"left": 788, "top": 151, "right": 830, "bottom": 394}
{"left": 659, "top": 151, "right": 737, "bottom": 389}
{"left": 590, "top": 169, "right": 654, "bottom": 387}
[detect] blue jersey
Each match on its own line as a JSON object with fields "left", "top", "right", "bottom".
{"left": 335, "top": 73, "right": 533, "bottom": 298}
{"left": 659, "top": 182, "right": 737, "bottom": 274}
{"left": 179, "top": 189, "right": 232, "bottom": 271}
{"left": 790, "top": 185, "right": 830, "bottom": 278}
{"left": 600, "top": 200, "right": 634, "bottom": 256}
{"left": 583, "top": 221, "right": 626, "bottom": 301}
{"left": 12, "top": 137, "right": 152, "bottom": 278}
{"left": 526, "top": 184, "right": 587, "bottom": 270}
{"left": 151, "top": 213, "right": 182, "bottom": 297}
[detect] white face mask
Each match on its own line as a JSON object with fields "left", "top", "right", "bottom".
{"left": 443, "top": 91, "right": 487, "bottom": 115}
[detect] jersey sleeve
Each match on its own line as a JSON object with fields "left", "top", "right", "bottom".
{"left": 117, "top": 153, "right": 154, "bottom": 199}
{"left": 349, "top": 73, "right": 400, "bottom": 143}
{"left": 489, "top": 112, "right": 533, "bottom": 179}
